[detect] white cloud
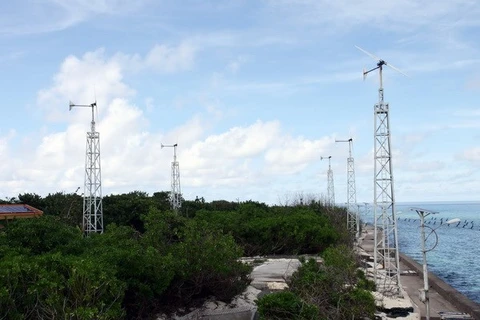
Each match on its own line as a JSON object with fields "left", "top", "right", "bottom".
{"left": 0, "top": 0, "right": 148, "bottom": 35}
{"left": 144, "top": 43, "right": 197, "bottom": 73}
{"left": 52, "top": 0, "right": 147, "bottom": 15}
{"left": 180, "top": 120, "right": 282, "bottom": 185}
{"left": 112, "top": 42, "right": 197, "bottom": 74}
{"left": 466, "top": 77, "right": 480, "bottom": 90}
{"left": 227, "top": 55, "right": 249, "bottom": 74}
{"left": 11, "top": 46, "right": 175, "bottom": 196}
{"left": 165, "top": 116, "right": 207, "bottom": 146}
{"left": 264, "top": 134, "right": 333, "bottom": 174}
{"left": 453, "top": 108, "right": 480, "bottom": 117}
{"left": 38, "top": 49, "right": 134, "bottom": 122}
{"left": 458, "top": 147, "right": 480, "bottom": 162}
{"left": 2, "top": 44, "right": 340, "bottom": 201}
{"left": 405, "top": 161, "right": 445, "bottom": 172}
{"left": 145, "top": 97, "right": 155, "bottom": 112}
{"left": 202, "top": 120, "right": 280, "bottom": 158}
{"left": 175, "top": 121, "right": 336, "bottom": 191}
{"left": 401, "top": 133, "right": 427, "bottom": 145}
{"left": 265, "top": 0, "right": 480, "bottom": 32}
{"left": 0, "top": 130, "right": 16, "bottom": 180}
{"left": 37, "top": 43, "right": 197, "bottom": 123}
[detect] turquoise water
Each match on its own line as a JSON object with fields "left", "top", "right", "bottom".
{"left": 363, "top": 201, "right": 480, "bottom": 303}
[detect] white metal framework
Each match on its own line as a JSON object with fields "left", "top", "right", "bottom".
{"left": 320, "top": 156, "right": 335, "bottom": 206}
{"left": 357, "top": 45, "right": 405, "bottom": 295}
{"left": 335, "top": 138, "right": 359, "bottom": 239}
{"left": 69, "top": 101, "right": 103, "bottom": 234}
{"left": 161, "top": 143, "right": 182, "bottom": 211}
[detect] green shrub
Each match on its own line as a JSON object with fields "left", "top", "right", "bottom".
{"left": 356, "top": 269, "right": 376, "bottom": 291}
{"left": 164, "top": 219, "right": 252, "bottom": 304}
{"left": 194, "top": 204, "right": 340, "bottom": 256}
{"left": 0, "top": 252, "right": 125, "bottom": 320}
{"left": 341, "top": 287, "right": 376, "bottom": 318}
{"left": 0, "top": 193, "right": 363, "bottom": 319}
{"left": 141, "top": 208, "right": 187, "bottom": 252}
{"left": 140, "top": 209, "right": 251, "bottom": 313}
{"left": 3, "top": 215, "right": 83, "bottom": 256}
{"left": 84, "top": 224, "right": 175, "bottom": 318}
{"left": 287, "top": 248, "right": 376, "bottom": 320}
{"left": 256, "top": 291, "right": 319, "bottom": 320}
{"left": 102, "top": 191, "right": 155, "bottom": 232}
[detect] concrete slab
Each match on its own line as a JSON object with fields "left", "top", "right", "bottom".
{"left": 249, "top": 258, "right": 301, "bottom": 290}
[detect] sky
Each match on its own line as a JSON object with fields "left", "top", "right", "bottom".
{"left": 1, "top": 0, "right": 480, "bottom": 205}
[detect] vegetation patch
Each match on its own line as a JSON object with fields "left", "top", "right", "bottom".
{"left": 256, "top": 246, "right": 376, "bottom": 320}
{"left": 0, "top": 191, "right": 363, "bottom": 319}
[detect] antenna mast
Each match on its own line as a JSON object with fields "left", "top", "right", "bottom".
{"left": 69, "top": 100, "right": 103, "bottom": 234}
{"left": 335, "top": 138, "right": 359, "bottom": 239}
{"left": 161, "top": 143, "right": 182, "bottom": 211}
{"left": 356, "top": 45, "right": 406, "bottom": 296}
{"left": 320, "top": 156, "right": 335, "bottom": 206}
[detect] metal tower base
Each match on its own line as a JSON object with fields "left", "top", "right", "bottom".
{"left": 83, "top": 130, "right": 103, "bottom": 233}
{"left": 373, "top": 92, "right": 401, "bottom": 295}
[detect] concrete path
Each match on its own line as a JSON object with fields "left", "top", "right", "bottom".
{"left": 249, "top": 258, "right": 301, "bottom": 291}
{"left": 359, "top": 225, "right": 477, "bottom": 320}
{"left": 160, "top": 258, "right": 304, "bottom": 320}
{"left": 399, "top": 257, "right": 459, "bottom": 319}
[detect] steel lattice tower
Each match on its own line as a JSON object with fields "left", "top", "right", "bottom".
{"left": 320, "top": 156, "right": 335, "bottom": 206}
{"left": 358, "top": 45, "right": 405, "bottom": 295}
{"left": 161, "top": 143, "right": 182, "bottom": 211}
{"left": 336, "top": 138, "right": 359, "bottom": 239}
{"left": 69, "top": 101, "right": 103, "bottom": 234}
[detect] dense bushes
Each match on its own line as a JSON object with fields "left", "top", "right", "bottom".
{"left": 83, "top": 224, "right": 176, "bottom": 318}
{"left": 256, "top": 291, "right": 318, "bottom": 320}
{"left": 142, "top": 210, "right": 252, "bottom": 309}
{"left": 1, "top": 192, "right": 366, "bottom": 319}
{"left": 2, "top": 215, "right": 83, "bottom": 256}
{"left": 256, "top": 246, "right": 376, "bottom": 320}
{"left": 0, "top": 217, "right": 125, "bottom": 320}
{"left": 0, "top": 253, "right": 126, "bottom": 320}
{"left": 194, "top": 203, "right": 341, "bottom": 256}
{"left": 0, "top": 210, "right": 251, "bottom": 319}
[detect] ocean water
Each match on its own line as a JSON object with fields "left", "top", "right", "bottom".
{"left": 363, "top": 201, "right": 480, "bottom": 304}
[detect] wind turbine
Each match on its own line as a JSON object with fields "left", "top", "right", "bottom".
{"left": 356, "top": 45, "right": 407, "bottom": 296}
{"left": 320, "top": 156, "right": 335, "bottom": 206}
{"left": 69, "top": 100, "right": 103, "bottom": 234}
{"left": 161, "top": 143, "right": 182, "bottom": 211}
{"left": 335, "top": 138, "right": 358, "bottom": 239}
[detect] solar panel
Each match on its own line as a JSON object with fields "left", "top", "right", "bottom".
{"left": 0, "top": 205, "right": 32, "bottom": 213}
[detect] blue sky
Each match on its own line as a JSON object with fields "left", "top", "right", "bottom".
{"left": 1, "top": 0, "right": 480, "bottom": 204}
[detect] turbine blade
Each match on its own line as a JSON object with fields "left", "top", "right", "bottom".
{"left": 385, "top": 62, "right": 409, "bottom": 77}
{"left": 354, "top": 45, "right": 381, "bottom": 61}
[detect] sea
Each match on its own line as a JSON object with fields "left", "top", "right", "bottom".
{"left": 362, "top": 201, "right": 480, "bottom": 304}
